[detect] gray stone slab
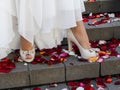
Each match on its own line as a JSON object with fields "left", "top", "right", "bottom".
{"left": 85, "top": 22, "right": 113, "bottom": 29}
{"left": 101, "top": 57, "right": 120, "bottom": 76}
{"left": 65, "top": 56, "right": 99, "bottom": 81}
{"left": 112, "top": 21, "right": 120, "bottom": 27}
{"left": 31, "top": 83, "right": 69, "bottom": 90}
{"left": 84, "top": 1, "right": 120, "bottom": 14}
{"left": 9, "top": 88, "right": 30, "bottom": 90}
{"left": 86, "top": 27, "right": 114, "bottom": 41}
{"left": 84, "top": 1, "right": 101, "bottom": 14}
{"left": 29, "top": 63, "right": 65, "bottom": 85}
{"left": 0, "top": 63, "right": 29, "bottom": 89}
{"left": 113, "top": 26, "right": 120, "bottom": 39}
{"left": 92, "top": 23, "right": 113, "bottom": 29}
{"left": 22, "top": 88, "right": 31, "bottom": 90}
{"left": 100, "top": 1, "right": 120, "bottom": 12}
{"left": 84, "top": 23, "right": 90, "bottom": 29}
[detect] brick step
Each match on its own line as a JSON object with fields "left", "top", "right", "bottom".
{"left": 84, "top": 0, "right": 120, "bottom": 14}
{"left": 1, "top": 53, "right": 120, "bottom": 90}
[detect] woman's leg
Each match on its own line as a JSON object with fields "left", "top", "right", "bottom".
{"left": 20, "top": 36, "right": 33, "bottom": 50}
{"left": 20, "top": 36, "right": 35, "bottom": 62}
{"left": 68, "top": 20, "right": 98, "bottom": 60}
{"left": 71, "top": 21, "right": 91, "bottom": 49}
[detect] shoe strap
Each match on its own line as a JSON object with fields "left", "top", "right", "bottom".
{"left": 21, "top": 48, "right": 35, "bottom": 54}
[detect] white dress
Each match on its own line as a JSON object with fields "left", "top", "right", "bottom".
{"left": 0, "top": 0, "right": 19, "bottom": 59}
{"left": 17, "top": 0, "right": 85, "bottom": 49}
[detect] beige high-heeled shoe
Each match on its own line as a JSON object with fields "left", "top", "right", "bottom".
{"left": 67, "top": 29, "right": 98, "bottom": 60}
{"left": 20, "top": 48, "right": 35, "bottom": 62}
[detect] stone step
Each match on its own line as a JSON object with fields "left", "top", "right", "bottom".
{"left": 20, "top": 77, "right": 120, "bottom": 90}
{"left": 1, "top": 54, "right": 120, "bottom": 90}
{"left": 62, "top": 21, "right": 120, "bottom": 45}
{"left": 84, "top": 0, "right": 120, "bottom": 14}
{"left": 85, "top": 21, "right": 120, "bottom": 41}
{"left": 83, "top": 1, "right": 120, "bottom": 41}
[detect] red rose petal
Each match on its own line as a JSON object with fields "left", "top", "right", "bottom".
{"left": 68, "top": 81, "right": 76, "bottom": 87}
{"left": 108, "top": 43, "right": 118, "bottom": 48}
{"left": 60, "top": 52, "right": 69, "bottom": 58}
{"left": 71, "top": 87, "right": 77, "bottom": 90}
{"left": 100, "top": 45, "right": 107, "bottom": 51}
{"left": 0, "top": 68, "right": 11, "bottom": 73}
{"left": 116, "top": 75, "right": 120, "bottom": 79}
{"left": 96, "top": 82, "right": 106, "bottom": 88}
{"left": 88, "top": 0, "right": 96, "bottom": 2}
{"left": 104, "top": 75, "right": 112, "bottom": 83}
{"left": 83, "top": 78, "right": 91, "bottom": 85}
{"left": 34, "top": 55, "right": 42, "bottom": 62}
{"left": 84, "top": 85, "right": 95, "bottom": 90}
{"left": 79, "top": 82, "right": 85, "bottom": 87}
{"left": 83, "top": 18, "right": 89, "bottom": 22}
{"left": 96, "top": 14, "right": 100, "bottom": 18}
{"left": 31, "top": 61, "right": 38, "bottom": 64}
{"left": 111, "top": 38, "right": 119, "bottom": 44}
{"left": 90, "top": 41, "right": 98, "bottom": 48}
{"left": 1, "top": 58, "right": 10, "bottom": 62}
{"left": 110, "top": 50, "right": 118, "bottom": 56}
{"left": 0, "top": 58, "right": 15, "bottom": 73}
{"left": 33, "top": 87, "right": 41, "bottom": 90}
{"left": 96, "top": 78, "right": 106, "bottom": 88}
{"left": 14, "top": 56, "right": 19, "bottom": 62}
{"left": 8, "top": 63, "right": 15, "bottom": 69}
{"left": 88, "top": 16, "right": 95, "bottom": 19}
{"left": 101, "top": 18, "right": 109, "bottom": 23}
{"left": 74, "top": 82, "right": 80, "bottom": 87}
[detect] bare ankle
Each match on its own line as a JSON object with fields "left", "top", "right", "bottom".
{"left": 20, "top": 36, "right": 33, "bottom": 50}
{"left": 21, "top": 46, "right": 33, "bottom": 51}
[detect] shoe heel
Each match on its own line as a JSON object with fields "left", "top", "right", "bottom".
{"left": 67, "top": 38, "right": 73, "bottom": 52}
{"left": 67, "top": 29, "right": 98, "bottom": 60}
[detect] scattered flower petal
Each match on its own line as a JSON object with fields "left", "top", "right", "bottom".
{"left": 61, "top": 88, "right": 68, "bottom": 90}
{"left": 97, "top": 58, "right": 104, "bottom": 63}
{"left": 33, "top": 87, "right": 41, "bottom": 90}
{"left": 104, "top": 75, "right": 112, "bottom": 83}
{"left": 97, "top": 87, "right": 105, "bottom": 90}
{"left": 76, "top": 87, "right": 84, "bottom": 90}
{"left": 84, "top": 85, "right": 95, "bottom": 90}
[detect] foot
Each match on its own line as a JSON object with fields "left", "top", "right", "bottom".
{"left": 71, "top": 21, "right": 91, "bottom": 49}
{"left": 20, "top": 36, "right": 35, "bottom": 62}
{"left": 20, "top": 47, "right": 35, "bottom": 62}
{"left": 68, "top": 29, "right": 99, "bottom": 62}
